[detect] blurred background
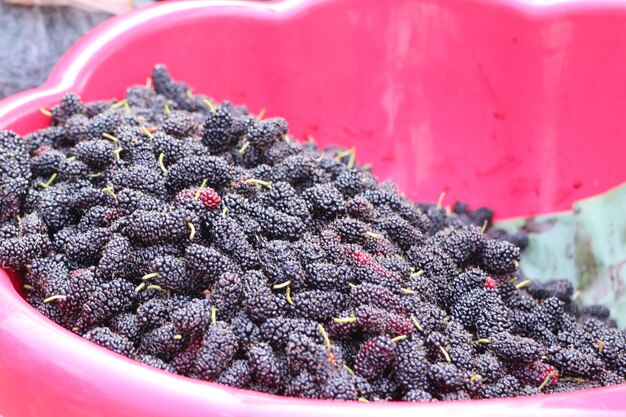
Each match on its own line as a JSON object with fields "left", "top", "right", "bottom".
{"left": 0, "top": 0, "right": 157, "bottom": 98}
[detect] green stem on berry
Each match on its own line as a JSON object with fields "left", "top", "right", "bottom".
{"left": 39, "top": 107, "right": 52, "bottom": 117}
{"left": 470, "top": 374, "right": 482, "bottom": 383}
{"left": 244, "top": 178, "right": 271, "bottom": 189}
{"left": 100, "top": 186, "right": 117, "bottom": 198}
{"left": 285, "top": 286, "right": 295, "bottom": 305}
{"left": 272, "top": 280, "right": 291, "bottom": 290}
{"left": 401, "top": 288, "right": 416, "bottom": 295}
{"left": 39, "top": 173, "right": 57, "bottom": 189}
{"left": 188, "top": 222, "right": 196, "bottom": 241}
{"left": 439, "top": 345, "right": 451, "bottom": 363}
{"left": 102, "top": 133, "right": 120, "bottom": 143}
{"left": 142, "top": 272, "right": 159, "bottom": 281}
{"left": 135, "top": 283, "right": 146, "bottom": 293}
{"left": 436, "top": 191, "right": 445, "bottom": 209}
{"left": 335, "top": 149, "right": 352, "bottom": 160}
{"left": 391, "top": 335, "right": 408, "bottom": 343}
{"left": 238, "top": 141, "right": 251, "bottom": 154}
{"left": 194, "top": 179, "right": 208, "bottom": 200}
{"left": 538, "top": 370, "right": 558, "bottom": 391}
{"left": 43, "top": 294, "right": 66, "bottom": 303}
{"left": 158, "top": 153, "right": 168, "bottom": 173}
{"left": 347, "top": 147, "right": 356, "bottom": 169}
{"left": 203, "top": 99, "right": 217, "bottom": 113}
{"left": 409, "top": 270, "right": 425, "bottom": 278}
{"left": 333, "top": 315, "right": 357, "bottom": 324}
{"left": 140, "top": 126, "right": 154, "bottom": 139}
{"left": 515, "top": 279, "right": 531, "bottom": 289}
{"left": 560, "top": 377, "right": 587, "bottom": 383}
{"left": 318, "top": 323, "right": 332, "bottom": 350}
{"left": 211, "top": 307, "right": 218, "bottom": 325}
{"left": 111, "top": 99, "right": 127, "bottom": 109}
{"left": 410, "top": 314, "right": 424, "bottom": 332}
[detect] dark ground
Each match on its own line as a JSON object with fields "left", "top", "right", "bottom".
{"left": 0, "top": 2, "right": 154, "bottom": 99}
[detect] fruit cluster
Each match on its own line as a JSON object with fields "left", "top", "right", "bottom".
{"left": 1, "top": 65, "right": 624, "bottom": 402}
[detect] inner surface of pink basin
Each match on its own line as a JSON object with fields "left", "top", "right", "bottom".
{"left": 0, "top": 1, "right": 625, "bottom": 416}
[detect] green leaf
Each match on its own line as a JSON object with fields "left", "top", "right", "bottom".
{"left": 495, "top": 182, "right": 626, "bottom": 326}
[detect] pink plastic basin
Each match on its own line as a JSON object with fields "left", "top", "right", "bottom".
{"left": 0, "top": 0, "right": 625, "bottom": 416}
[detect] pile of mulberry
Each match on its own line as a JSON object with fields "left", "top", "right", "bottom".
{"left": 1, "top": 65, "right": 624, "bottom": 402}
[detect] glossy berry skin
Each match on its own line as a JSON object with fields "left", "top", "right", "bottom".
{"left": 510, "top": 361, "right": 558, "bottom": 387}
{"left": 162, "top": 112, "right": 196, "bottom": 138}
{"left": 403, "top": 389, "right": 434, "bottom": 402}
{"left": 202, "top": 107, "right": 237, "bottom": 154}
{"left": 194, "top": 322, "right": 238, "bottom": 381}
{"left": 489, "top": 332, "right": 544, "bottom": 362}
{"left": 246, "top": 118, "right": 289, "bottom": 150}
{"left": 83, "top": 327, "right": 135, "bottom": 358}
{"left": 302, "top": 184, "right": 346, "bottom": 219}
{"left": 140, "top": 323, "right": 187, "bottom": 360}
{"left": 393, "top": 337, "right": 429, "bottom": 391}
{"left": 171, "top": 298, "right": 211, "bottom": 335}
{"left": 248, "top": 343, "right": 287, "bottom": 389}
{"left": 354, "top": 336, "right": 396, "bottom": 381}
{"left": 74, "top": 139, "right": 116, "bottom": 169}
{"left": 149, "top": 255, "right": 197, "bottom": 292}
{"left": 217, "top": 360, "right": 253, "bottom": 389}
{"left": 175, "top": 187, "right": 221, "bottom": 210}
{"left": 286, "top": 371, "right": 321, "bottom": 399}
{"left": 320, "top": 371, "right": 359, "bottom": 401}
{"left": 480, "top": 240, "right": 520, "bottom": 275}
{"left": 98, "top": 234, "right": 131, "bottom": 278}
{"left": 0, "top": 233, "right": 50, "bottom": 270}
{"left": 80, "top": 279, "right": 135, "bottom": 327}
{"left": 165, "top": 155, "right": 234, "bottom": 193}
{"left": 124, "top": 209, "right": 189, "bottom": 245}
